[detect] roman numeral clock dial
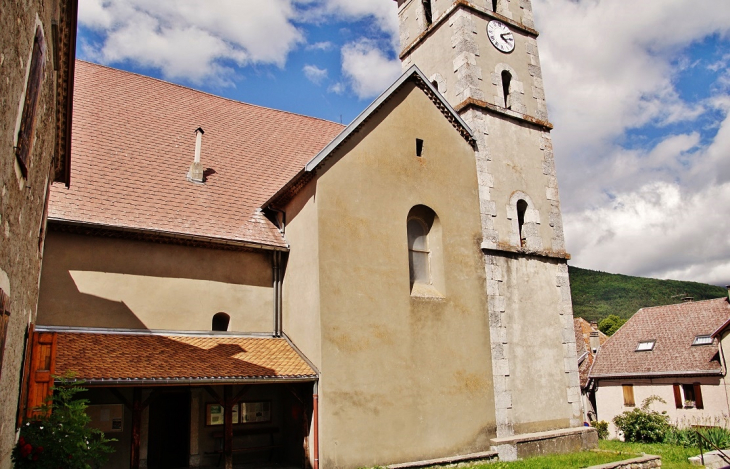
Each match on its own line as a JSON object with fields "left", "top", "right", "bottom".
{"left": 487, "top": 20, "right": 515, "bottom": 53}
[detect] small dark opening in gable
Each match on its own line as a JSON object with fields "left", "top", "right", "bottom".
{"left": 212, "top": 312, "right": 230, "bottom": 331}
{"left": 416, "top": 139, "right": 424, "bottom": 157}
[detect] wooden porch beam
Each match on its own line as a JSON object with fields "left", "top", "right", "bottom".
{"left": 130, "top": 388, "right": 142, "bottom": 469}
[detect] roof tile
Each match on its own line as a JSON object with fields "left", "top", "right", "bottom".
{"left": 590, "top": 298, "right": 730, "bottom": 378}
{"left": 49, "top": 61, "right": 344, "bottom": 247}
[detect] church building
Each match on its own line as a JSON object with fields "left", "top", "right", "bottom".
{"left": 22, "top": 1, "right": 594, "bottom": 468}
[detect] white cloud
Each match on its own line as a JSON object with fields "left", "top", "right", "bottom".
{"left": 303, "top": 64, "right": 328, "bottom": 84}
{"left": 78, "top": 0, "right": 304, "bottom": 84}
{"left": 304, "top": 0, "right": 399, "bottom": 46}
{"left": 532, "top": 0, "right": 730, "bottom": 283}
{"left": 306, "top": 41, "right": 335, "bottom": 51}
{"left": 341, "top": 39, "right": 401, "bottom": 99}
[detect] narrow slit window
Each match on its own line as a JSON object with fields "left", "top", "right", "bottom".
{"left": 492, "top": 0, "right": 498, "bottom": 12}
{"left": 516, "top": 199, "right": 527, "bottom": 247}
{"left": 422, "top": 0, "right": 432, "bottom": 25}
{"left": 431, "top": 80, "right": 439, "bottom": 91}
{"left": 501, "top": 70, "right": 512, "bottom": 109}
{"left": 212, "top": 313, "right": 230, "bottom": 332}
{"left": 416, "top": 139, "right": 424, "bottom": 157}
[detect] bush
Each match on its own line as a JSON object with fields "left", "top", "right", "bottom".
{"left": 613, "top": 396, "right": 671, "bottom": 443}
{"left": 665, "top": 426, "right": 730, "bottom": 450}
{"left": 12, "top": 374, "right": 115, "bottom": 468}
{"left": 590, "top": 420, "right": 609, "bottom": 439}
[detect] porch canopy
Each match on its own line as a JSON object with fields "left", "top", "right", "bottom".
{"left": 43, "top": 326, "right": 318, "bottom": 385}
{"left": 29, "top": 327, "right": 318, "bottom": 469}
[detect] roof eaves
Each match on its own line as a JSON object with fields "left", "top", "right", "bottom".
{"left": 590, "top": 369, "right": 723, "bottom": 380}
{"left": 61, "top": 376, "right": 318, "bottom": 387}
{"left": 48, "top": 217, "right": 289, "bottom": 251}
{"left": 304, "top": 64, "right": 474, "bottom": 173}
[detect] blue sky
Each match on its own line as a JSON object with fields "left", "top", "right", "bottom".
{"left": 76, "top": 0, "right": 730, "bottom": 285}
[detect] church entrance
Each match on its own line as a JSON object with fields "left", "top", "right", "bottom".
{"left": 147, "top": 389, "right": 190, "bottom": 469}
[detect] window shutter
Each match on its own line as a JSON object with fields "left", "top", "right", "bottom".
{"left": 673, "top": 384, "right": 683, "bottom": 409}
{"left": 622, "top": 384, "right": 635, "bottom": 407}
{"left": 0, "top": 289, "right": 10, "bottom": 378}
{"left": 16, "top": 323, "right": 34, "bottom": 429}
{"left": 26, "top": 331, "right": 57, "bottom": 418}
{"left": 15, "top": 25, "right": 46, "bottom": 178}
{"left": 694, "top": 383, "right": 704, "bottom": 410}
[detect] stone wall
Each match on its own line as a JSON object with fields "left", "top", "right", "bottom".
{"left": 0, "top": 1, "right": 72, "bottom": 467}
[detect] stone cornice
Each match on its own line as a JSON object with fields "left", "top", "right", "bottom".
{"left": 456, "top": 97, "right": 554, "bottom": 130}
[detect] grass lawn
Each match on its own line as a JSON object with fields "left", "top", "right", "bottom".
{"left": 467, "top": 448, "right": 637, "bottom": 469}
{"left": 450, "top": 440, "right": 703, "bottom": 469}
{"left": 598, "top": 440, "right": 701, "bottom": 469}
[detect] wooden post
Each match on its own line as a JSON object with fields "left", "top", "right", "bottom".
{"left": 224, "top": 385, "right": 233, "bottom": 469}
{"left": 130, "top": 388, "right": 142, "bottom": 469}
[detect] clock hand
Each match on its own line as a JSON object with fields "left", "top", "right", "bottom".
{"left": 500, "top": 33, "right": 513, "bottom": 43}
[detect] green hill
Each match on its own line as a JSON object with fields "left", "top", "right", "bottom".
{"left": 569, "top": 266, "right": 728, "bottom": 323}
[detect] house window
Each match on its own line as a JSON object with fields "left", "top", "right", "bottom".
{"left": 693, "top": 335, "right": 713, "bottom": 346}
{"left": 0, "top": 289, "right": 10, "bottom": 379}
{"left": 622, "top": 384, "right": 635, "bottom": 407}
{"left": 15, "top": 25, "right": 46, "bottom": 178}
{"left": 501, "top": 70, "right": 512, "bottom": 109}
{"left": 635, "top": 340, "right": 655, "bottom": 351}
{"left": 212, "top": 313, "right": 230, "bottom": 332}
{"left": 516, "top": 199, "right": 527, "bottom": 247}
{"left": 674, "top": 383, "right": 704, "bottom": 409}
{"left": 408, "top": 218, "right": 430, "bottom": 285}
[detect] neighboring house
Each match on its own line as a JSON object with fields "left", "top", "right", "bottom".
{"left": 0, "top": 0, "right": 77, "bottom": 467}
{"left": 24, "top": 1, "right": 595, "bottom": 468}
{"left": 574, "top": 318, "right": 608, "bottom": 422}
{"left": 590, "top": 294, "right": 730, "bottom": 436}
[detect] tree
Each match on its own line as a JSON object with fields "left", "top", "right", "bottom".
{"left": 13, "top": 374, "right": 115, "bottom": 468}
{"left": 599, "top": 314, "right": 626, "bottom": 336}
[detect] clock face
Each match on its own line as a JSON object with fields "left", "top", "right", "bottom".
{"left": 487, "top": 20, "right": 515, "bottom": 53}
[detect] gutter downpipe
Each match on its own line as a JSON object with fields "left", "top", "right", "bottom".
{"left": 313, "top": 381, "right": 319, "bottom": 469}
{"left": 273, "top": 251, "right": 280, "bottom": 336}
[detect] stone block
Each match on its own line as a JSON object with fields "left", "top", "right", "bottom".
{"left": 495, "top": 358, "right": 510, "bottom": 376}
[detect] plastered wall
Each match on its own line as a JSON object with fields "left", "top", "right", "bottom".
{"left": 288, "top": 83, "right": 496, "bottom": 468}
{"left": 0, "top": 1, "right": 66, "bottom": 466}
{"left": 595, "top": 377, "right": 730, "bottom": 438}
{"left": 37, "top": 231, "right": 274, "bottom": 332}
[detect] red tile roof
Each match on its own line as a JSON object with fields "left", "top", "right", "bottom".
{"left": 49, "top": 61, "right": 344, "bottom": 247}
{"left": 574, "top": 318, "right": 608, "bottom": 388}
{"left": 590, "top": 298, "right": 730, "bottom": 378}
{"left": 54, "top": 330, "right": 316, "bottom": 383}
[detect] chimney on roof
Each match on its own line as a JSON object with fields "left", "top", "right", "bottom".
{"left": 188, "top": 127, "right": 205, "bottom": 183}
{"left": 590, "top": 320, "right": 598, "bottom": 329}
{"left": 682, "top": 296, "right": 694, "bottom": 302}
{"left": 589, "top": 331, "right": 600, "bottom": 354}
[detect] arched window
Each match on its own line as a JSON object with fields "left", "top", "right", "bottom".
{"left": 501, "top": 70, "right": 512, "bottom": 109}
{"left": 212, "top": 313, "right": 230, "bottom": 331}
{"left": 408, "top": 218, "right": 430, "bottom": 285}
{"left": 516, "top": 199, "right": 528, "bottom": 247}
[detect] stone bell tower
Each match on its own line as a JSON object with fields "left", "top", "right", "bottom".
{"left": 395, "top": 0, "right": 582, "bottom": 448}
